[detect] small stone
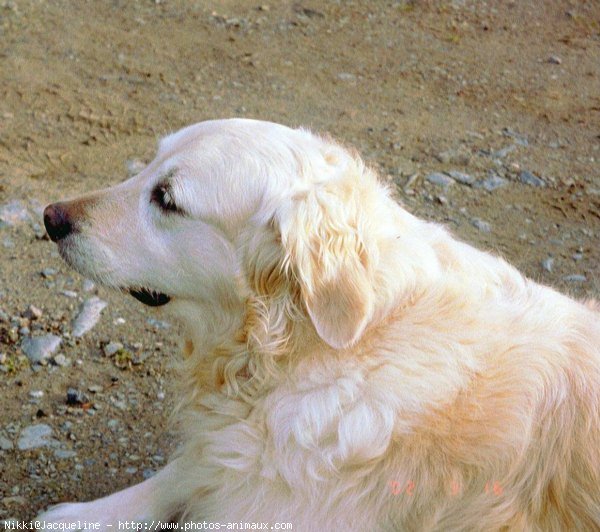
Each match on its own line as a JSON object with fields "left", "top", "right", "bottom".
{"left": 337, "top": 72, "right": 356, "bottom": 81}
{"left": 572, "top": 252, "right": 583, "bottom": 261}
{"left": 476, "top": 174, "right": 508, "bottom": 192}
{"left": 104, "top": 341, "right": 124, "bottom": 356}
{"left": 82, "top": 279, "right": 96, "bottom": 292}
{"left": 435, "top": 149, "right": 470, "bottom": 165}
{"left": 29, "top": 390, "right": 44, "bottom": 399}
{"left": 447, "top": 170, "right": 476, "bottom": 186}
{"left": 32, "top": 222, "right": 47, "bottom": 240}
{"left": 53, "top": 354, "right": 70, "bottom": 367}
{"left": 41, "top": 268, "right": 57, "bottom": 278}
{"left": 541, "top": 257, "right": 554, "bottom": 272}
{"left": 0, "top": 435, "right": 13, "bottom": 450}
{"left": 146, "top": 318, "right": 171, "bottom": 330}
{"left": 548, "top": 55, "right": 562, "bottom": 65}
{"left": 66, "top": 388, "right": 87, "bottom": 406}
{"left": 24, "top": 305, "right": 43, "bottom": 320}
{"left": 471, "top": 218, "right": 492, "bottom": 233}
{"left": 3, "top": 237, "right": 15, "bottom": 248}
{"left": 71, "top": 297, "right": 108, "bottom": 337}
{"left": 493, "top": 145, "right": 517, "bottom": 159}
{"left": 88, "top": 385, "right": 104, "bottom": 393}
{"left": 0, "top": 200, "right": 31, "bottom": 228}
{"left": 2, "top": 495, "right": 26, "bottom": 505}
{"left": 61, "top": 290, "right": 78, "bottom": 298}
{"left": 426, "top": 173, "right": 454, "bottom": 188}
{"left": 54, "top": 449, "right": 77, "bottom": 459}
{"left": 142, "top": 469, "right": 157, "bottom": 480}
{"left": 125, "top": 466, "right": 138, "bottom": 474}
{"left": 21, "top": 335, "right": 62, "bottom": 364}
{"left": 114, "top": 317, "right": 126, "bottom": 325}
{"left": 519, "top": 170, "right": 546, "bottom": 188}
{"left": 562, "top": 274, "right": 586, "bottom": 283}
{"left": 17, "top": 424, "right": 56, "bottom": 450}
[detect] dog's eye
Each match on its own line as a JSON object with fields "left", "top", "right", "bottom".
{"left": 151, "top": 183, "right": 182, "bottom": 214}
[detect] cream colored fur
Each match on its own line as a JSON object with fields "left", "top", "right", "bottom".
{"left": 40, "top": 119, "right": 600, "bottom": 531}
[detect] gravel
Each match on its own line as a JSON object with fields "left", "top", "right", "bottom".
{"left": 426, "top": 172, "right": 455, "bottom": 188}
{"left": 447, "top": 170, "right": 476, "bottom": 186}
{"left": 562, "top": 274, "right": 587, "bottom": 283}
{"left": 541, "top": 257, "right": 554, "bottom": 273}
{"left": 21, "top": 334, "right": 62, "bottom": 364}
{"left": 476, "top": 174, "right": 508, "bottom": 192}
{"left": 72, "top": 297, "right": 108, "bottom": 337}
{"left": 471, "top": 218, "right": 492, "bottom": 233}
{"left": 519, "top": 170, "right": 546, "bottom": 188}
{"left": 0, "top": 200, "right": 31, "bottom": 228}
{"left": 17, "top": 424, "right": 57, "bottom": 450}
{"left": 0, "top": 435, "right": 14, "bottom": 450}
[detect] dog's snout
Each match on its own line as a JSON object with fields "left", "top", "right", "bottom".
{"left": 44, "top": 203, "right": 74, "bottom": 242}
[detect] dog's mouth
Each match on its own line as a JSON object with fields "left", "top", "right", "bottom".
{"left": 128, "top": 288, "right": 171, "bottom": 307}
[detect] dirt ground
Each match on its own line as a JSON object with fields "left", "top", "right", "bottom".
{"left": 0, "top": 0, "right": 598, "bottom": 521}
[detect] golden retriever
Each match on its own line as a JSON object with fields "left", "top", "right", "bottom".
{"left": 39, "top": 119, "right": 599, "bottom": 530}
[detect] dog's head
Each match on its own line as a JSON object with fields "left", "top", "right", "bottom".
{"left": 45, "top": 119, "right": 404, "bottom": 350}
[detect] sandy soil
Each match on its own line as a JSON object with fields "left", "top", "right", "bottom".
{"left": 0, "top": 0, "right": 598, "bottom": 521}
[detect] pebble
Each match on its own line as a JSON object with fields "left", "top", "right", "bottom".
{"left": 471, "top": 218, "right": 492, "bottom": 233}
{"left": 88, "top": 384, "right": 104, "bottom": 393}
{"left": 82, "top": 279, "right": 96, "bottom": 292}
{"left": 547, "top": 55, "right": 562, "bottom": 65}
{"left": 54, "top": 449, "right": 77, "bottom": 459}
{"left": 125, "top": 466, "right": 138, "bottom": 474}
{"left": 476, "top": 174, "right": 508, "bottom": 192}
{"left": 53, "top": 354, "right": 70, "bottom": 367}
{"left": 17, "top": 424, "right": 57, "bottom": 450}
{"left": 0, "top": 435, "right": 13, "bottom": 450}
{"left": 3, "top": 237, "right": 15, "bottom": 248}
{"left": 435, "top": 149, "right": 470, "bottom": 165}
{"left": 446, "top": 170, "right": 476, "bottom": 186}
{"left": 562, "top": 274, "right": 586, "bottom": 283}
{"left": 29, "top": 390, "right": 44, "bottom": 399}
{"left": 493, "top": 145, "right": 517, "bottom": 159}
{"left": 501, "top": 128, "right": 528, "bottom": 146}
{"left": 41, "top": 268, "right": 57, "bottom": 278}
{"left": 147, "top": 318, "right": 171, "bottom": 330}
{"left": 0, "top": 200, "right": 31, "bottom": 228}
{"left": 426, "top": 172, "right": 454, "bottom": 188}
{"left": 61, "top": 290, "right": 78, "bottom": 298}
{"left": 104, "top": 341, "right": 124, "bottom": 356}
{"left": 66, "top": 388, "right": 87, "bottom": 405}
{"left": 519, "top": 170, "right": 546, "bottom": 187}
{"left": 337, "top": 72, "right": 356, "bottom": 82}
{"left": 541, "top": 257, "right": 554, "bottom": 272}
{"left": 72, "top": 297, "right": 108, "bottom": 337}
{"left": 32, "top": 222, "right": 46, "bottom": 239}
{"left": 21, "top": 334, "right": 62, "bottom": 364}
{"left": 24, "top": 305, "right": 43, "bottom": 320}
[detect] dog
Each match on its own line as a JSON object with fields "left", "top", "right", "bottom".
{"left": 40, "top": 119, "right": 599, "bottom": 530}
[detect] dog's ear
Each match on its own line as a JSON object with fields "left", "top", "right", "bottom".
{"left": 276, "top": 165, "right": 376, "bottom": 350}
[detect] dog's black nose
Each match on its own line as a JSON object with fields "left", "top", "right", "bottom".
{"left": 44, "top": 203, "right": 73, "bottom": 242}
